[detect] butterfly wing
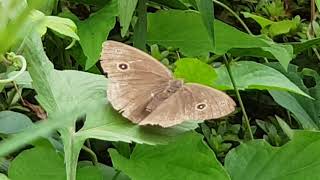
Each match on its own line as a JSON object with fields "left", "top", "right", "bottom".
{"left": 139, "top": 83, "right": 236, "bottom": 127}
{"left": 100, "top": 41, "right": 173, "bottom": 122}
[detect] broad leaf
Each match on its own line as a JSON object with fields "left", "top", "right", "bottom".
{"left": 31, "top": 10, "right": 79, "bottom": 41}
{"left": 225, "top": 131, "right": 320, "bottom": 180}
{"left": 213, "top": 61, "right": 310, "bottom": 98}
{"left": 74, "top": 0, "right": 118, "bottom": 69}
{"left": 230, "top": 41, "right": 294, "bottom": 70}
{"left": 75, "top": 100, "right": 199, "bottom": 145}
{"left": 147, "top": 10, "right": 267, "bottom": 57}
{"left": 8, "top": 143, "right": 104, "bottom": 180}
{"left": 23, "top": 33, "right": 107, "bottom": 114}
{"left": 109, "top": 132, "right": 230, "bottom": 180}
{"left": 242, "top": 12, "right": 273, "bottom": 28}
{"left": 118, "top": 0, "right": 138, "bottom": 37}
{"left": 174, "top": 58, "right": 217, "bottom": 86}
{"left": 196, "top": 0, "right": 215, "bottom": 49}
{"left": 0, "top": 111, "right": 33, "bottom": 134}
{"left": 8, "top": 144, "right": 66, "bottom": 180}
{"left": 268, "top": 63, "right": 320, "bottom": 129}
{"left": 269, "top": 91, "right": 317, "bottom": 129}
{"left": 147, "top": 10, "right": 293, "bottom": 69}
{"left": 290, "top": 38, "right": 320, "bottom": 55}
{"left": 150, "top": 0, "right": 188, "bottom": 9}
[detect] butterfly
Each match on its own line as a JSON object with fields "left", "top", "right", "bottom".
{"left": 100, "top": 41, "right": 236, "bottom": 127}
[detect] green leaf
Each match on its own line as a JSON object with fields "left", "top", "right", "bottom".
{"left": 31, "top": 10, "right": 79, "bottom": 41}
{"left": 149, "top": 0, "right": 188, "bottom": 9}
{"left": 225, "top": 131, "right": 320, "bottom": 180}
{"left": 75, "top": 101, "right": 199, "bottom": 145}
{"left": 0, "top": 174, "right": 9, "bottom": 180}
{"left": 242, "top": 12, "right": 273, "bottom": 28}
{"left": 316, "top": 0, "right": 320, "bottom": 13}
{"left": 133, "top": 0, "right": 147, "bottom": 51}
{"left": 78, "top": 161, "right": 130, "bottom": 180}
{"left": 8, "top": 144, "right": 104, "bottom": 180}
{"left": 290, "top": 38, "right": 320, "bottom": 55}
{"left": 74, "top": 0, "right": 118, "bottom": 69}
{"left": 109, "top": 131, "right": 230, "bottom": 180}
{"left": 0, "top": 0, "right": 44, "bottom": 54}
{"left": 118, "top": 0, "right": 138, "bottom": 37}
{"left": 8, "top": 71, "right": 32, "bottom": 89}
{"left": 77, "top": 166, "right": 104, "bottom": 180}
{"left": 147, "top": 10, "right": 268, "bottom": 57}
{"left": 23, "top": 33, "right": 107, "bottom": 114}
{"left": 0, "top": 111, "right": 33, "bottom": 134}
{"left": 174, "top": 58, "right": 217, "bottom": 86}
{"left": 267, "top": 63, "right": 320, "bottom": 129}
{"left": 213, "top": 61, "right": 310, "bottom": 98}
{"left": 196, "top": 0, "right": 215, "bottom": 50}
{"left": 242, "top": 12, "right": 300, "bottom": 37}
{"left": 8, "top": 144, "right": 66, "bottom": 180}
{"left": 270, "top": 91, "right": 317, "bottom": 129}
{"left": 147, "top": 10, "right": 293, "bottom": 69}
{"left": 230, "top": 40, "right": 294, "bottom": 70}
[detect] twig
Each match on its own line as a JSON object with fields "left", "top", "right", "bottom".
{"left": 212, "top": 0, "right": 253, "bottom": 35}
{"left": 0, "top": 54, "right": 27, "bottom": 84}
{"left": 223, "top": 55, "right": 254, "bottom": 140}
{"left": 81, "top": 146, "right": 98, "bottom": 166}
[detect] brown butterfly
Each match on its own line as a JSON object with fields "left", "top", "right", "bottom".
{"left": 100, "top": 41, "right": 236, "bottom": 127}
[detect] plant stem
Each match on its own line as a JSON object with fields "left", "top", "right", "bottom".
{"left": 0, "top": 54, "right": 27, "bottom": 84}
{"left": 212, "top": 0, "right": 253, "bottom": 35}
{"left": 82, "top": 145, "right": 98, "bottom": 166}
{"left": 223, "top": 55, "right": 254, "bottom": 140}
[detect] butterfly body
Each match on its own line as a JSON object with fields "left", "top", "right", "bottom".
{"left": 100, "top": 41, "right": 236, "bottom": 127}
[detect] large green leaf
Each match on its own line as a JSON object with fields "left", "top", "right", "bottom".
{"left": 290, "top": 38, "right": 320, "bottom": 55}
{"left": 230, "top": 41, "right": 294, "bottom": 70}
{"left": 270, "top": 90, "right": 317, "bottom": 129}
{"left": 268, "top": 63, "right": 320, "bottom": 129}
{"left": 195, "top": 0, "right": 215, "bottom": 49}
{"left": 147, "top": 10, "right": 267, "bottom": 57}
{"left": 75, "top": 0, "right": 118, "bottom": 69}
{"left": 8, "top": 143, "right": 66, "bottom": 180}
{"left": 173, "top": 59, "right": 309, "bottom": 98}
{"left": 174, "top": 58, "right": 217, "bottom": 86}
{"left": 147, "top": 10, "right": 293, "bottom": 69}
{"left": 225, "top": 130, "right": 320, "bottom": 180}
{"left": 118, "top": 0, "right": 138, "bottom": 37}
{"left": 150, "top": 0, "right": 188, "bottom": 9}
{"left": 213, "top": 61, "right": 310, "bottom": 98}
{"left": 23, "top": 33, "right": 107, "bottom": 114}
{"left": 75, "top": 101, "right": 199, "bottom": 145}
{"left": 8, "top": 143, "right": 104, "bottom": 180}
{"left": 0, "top": 0, "right": 41, "bottom": 54}
{"left": 109, "top": 131, "right": 230, "bottom": 180}
{"left": 0, "top": 111, "right": 33, "bottom": 134}
{"left": 31, "top": 10, "right": 79, "bottom": 41}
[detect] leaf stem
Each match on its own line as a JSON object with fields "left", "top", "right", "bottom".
{"left": 82, "top": 145, "right": 98, "bottom": 166}
{"left": 223, "top": 55, "right": 254, "bottom": 140}
{"left": 212, "top": 0, "right": 253, "bottom": 35}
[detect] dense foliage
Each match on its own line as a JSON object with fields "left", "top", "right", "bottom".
{"left": 1, "top": 0, "right": 320, "bottom": 179}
